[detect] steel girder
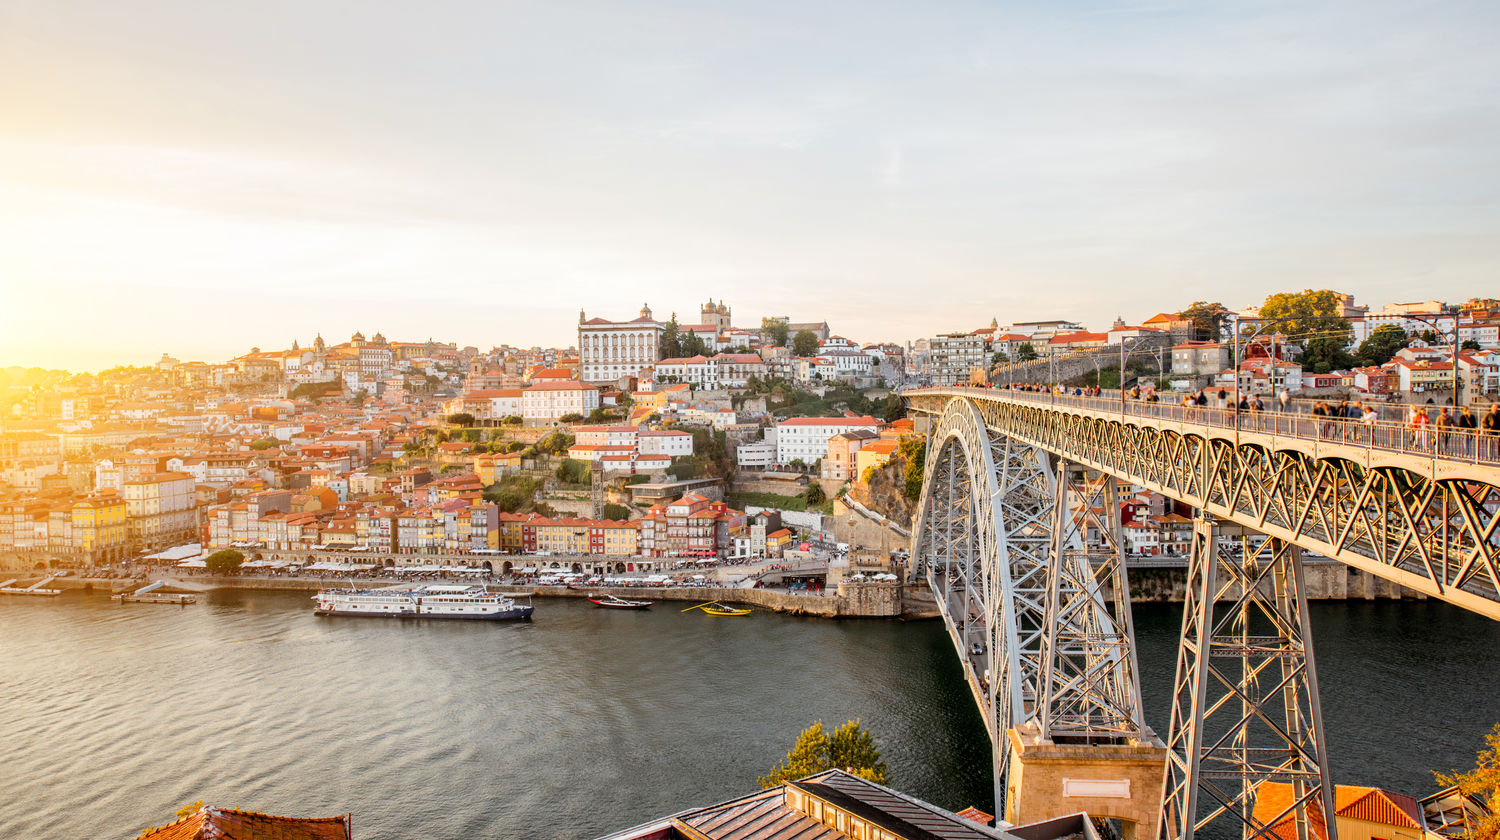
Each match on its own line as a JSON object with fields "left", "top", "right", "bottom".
{"left": 1038, "top": 463, "right": 1149, "bottom": 744}
{"left": 1159, "top": 519, "right": 1336, "bottom": 840}
{"left": 910, "top": 398, "right": 1055, "bottom": 811}
{"left": 907, "top": 393, "right": 1500, "bottom": 619}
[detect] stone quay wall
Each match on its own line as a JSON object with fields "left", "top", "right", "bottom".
{"left": 40, "top": 575, "right": 907, "bottom": 618}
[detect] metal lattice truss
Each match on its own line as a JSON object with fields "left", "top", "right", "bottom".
{"left": 911, "top": 401, "right": 1151, "bottom": 808}
{"left": 910, "top": 399, "right": 1053, "bottom": 808}
{"left": 907, "top": 392, "right": 1500, "bottom": 619}
{"left": 1160, "top": 520, "right": 1337, "bottom": 840}
{"left": 1038, "top": 463, "right": 1148, "bottom": 744}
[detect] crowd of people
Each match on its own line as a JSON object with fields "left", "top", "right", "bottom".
{"left": 971, "top": 381, "right": 1500, "bottom": 458}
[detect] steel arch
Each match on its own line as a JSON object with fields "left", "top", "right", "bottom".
{"left": 910, "top": 398, "right": 1055, "bottom": 809}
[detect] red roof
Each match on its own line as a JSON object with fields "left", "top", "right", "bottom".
{"left": 525, "top": 380, "right": 597, "bottom": 391}
{"left": 778, "top": 416, "right": 881, "bottom": 427}
{"left": 1049, "top": 331, "right": 1109, "bottom": 344}
{"left": 139, "top": 807, "right": 351, "bottom": 840}
{"left": 1251, "top": 783, "right": 1425, "bottom": 840}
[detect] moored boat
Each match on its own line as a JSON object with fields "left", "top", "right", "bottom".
{"left": 313, "top": 584, "right": 534, "bottom": 620}
{"left": 702, "top": 603, "right": 751, "bottom": 616}
{"left": 587, "top": 594, "right": 654, "bottom": 610}
{"left": 681, "top": 600, "right": 752, "bottom": 616}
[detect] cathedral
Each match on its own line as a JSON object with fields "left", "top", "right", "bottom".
{"left": 700, "top": 299, "right": 732, "bottom": 331}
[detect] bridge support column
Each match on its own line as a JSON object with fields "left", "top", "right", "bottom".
{"left": 1007, "top": 461, "right": 1165, "bottom": 839}
{"left": 1159, "top": 517, "right": 1337, "bottom": 840}
{"left": 1006, "top": 721, "right": 1168, "bottom": 840}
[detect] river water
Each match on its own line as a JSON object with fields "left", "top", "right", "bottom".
{"left": 1, "top": 591, "right": 1495, "bottom": 839}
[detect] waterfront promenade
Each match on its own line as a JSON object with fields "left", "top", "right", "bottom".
{"left": 0, "top": 563, "right": 909, "bottom": 618}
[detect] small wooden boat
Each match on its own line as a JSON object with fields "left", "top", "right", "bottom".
{"left": 702, "top": 604, "right": 751, "bottom": 616}
{"left": 588, "top": 593, "right": 654, "bottom": 610}
{"left": 682, "top": 600, "right": 752, "bottom": 616}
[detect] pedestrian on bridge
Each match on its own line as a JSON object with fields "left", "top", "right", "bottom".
{"left": 1482, "top": 405, "right": 1500, "bottom": 460}
{"left": 1458, "top": 406, "right": 1477, "bottom": 456}
{"left": 1435, "top": 407, "right": 1455, "bottom": 456}
{"left": 1313, "top": 402, "right": 1330, "bottom": 440}
{"left": 1411, "top": 406, "right": 1431, "bottom": 451}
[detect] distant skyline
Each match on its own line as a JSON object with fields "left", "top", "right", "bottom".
{"left": 4, "top": 0, "right": 1499, "bottom": 371}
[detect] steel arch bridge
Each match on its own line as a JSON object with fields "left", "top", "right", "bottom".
{"left": 905, "top": 387, "right": 1500, "bottom": 840}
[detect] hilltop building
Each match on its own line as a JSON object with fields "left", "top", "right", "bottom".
{"left": 578, "top": 304, "right": 665, "bottom": 385}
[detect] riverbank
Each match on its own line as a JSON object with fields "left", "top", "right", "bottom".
{"left": 1, "top": 557, "right": 1430, "bottom": 618}
{"left": 7, "top": 572, "right": 912, "bottom": 618}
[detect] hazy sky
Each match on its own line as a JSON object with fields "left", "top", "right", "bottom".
{"left": 3, "top": 0, "right": 1499, "bottom": 370}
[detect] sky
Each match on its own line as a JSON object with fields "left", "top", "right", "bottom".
{"left": 3, "top": 0, "right": 1499, "bottom": 371}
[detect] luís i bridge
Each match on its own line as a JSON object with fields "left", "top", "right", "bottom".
{"left": 903, "top": 386, "right": 1500, "bottom": 840}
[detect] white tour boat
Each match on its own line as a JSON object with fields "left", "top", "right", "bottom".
{"left": 312, "top": 584, "right": 534, "bottom": 620}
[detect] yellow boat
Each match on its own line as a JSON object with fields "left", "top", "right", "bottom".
{"left": 702, "top": 606, "right": 751, "bottom": 616}
{"left": 681, "top": 601, "right": 752, "bottom": 616}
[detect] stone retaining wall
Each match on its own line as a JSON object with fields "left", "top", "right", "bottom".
{"left": 41, "top": 575, "right": 906, "bottom": 618}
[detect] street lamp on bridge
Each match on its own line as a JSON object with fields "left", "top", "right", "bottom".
{"left": 1400, "top": 312, "right": 1464, "bottom": 407}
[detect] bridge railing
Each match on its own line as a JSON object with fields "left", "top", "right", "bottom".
{"left": 910, "top": 386, "right": 1500, "bottom": 466}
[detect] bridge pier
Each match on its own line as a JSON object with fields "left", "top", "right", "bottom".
{"left": 1006, "top": 720, "right": 1167, "bottom": 840}
{"left": 1159, "top": 518, "right": 1337, "bottom": 840}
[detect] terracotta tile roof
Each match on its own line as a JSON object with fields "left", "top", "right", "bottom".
{"left": 1251, "top": 783, "right": 1425, "bottom": 840}
{"left": 1048, "top": 331, "right": 1109, "bottom": 344}
{"left": 778, "top": 416, "right": 881, "bottom": 427}
{"left": 139, "top": 807, "right": 351, "bottom": 840}
{"left": 525, "top": 380, "right": 598, "bottom": 391}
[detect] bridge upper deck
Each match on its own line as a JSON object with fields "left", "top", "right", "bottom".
{"left": 906, "top": 386, "right": 1500, "bottom": 482}
{"left": 905, "top": 386, "right": 1500, "bottom": 617}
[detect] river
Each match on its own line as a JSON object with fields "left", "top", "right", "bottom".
{"left": 1, "top": 591, "right": 1495, "bottom": 839}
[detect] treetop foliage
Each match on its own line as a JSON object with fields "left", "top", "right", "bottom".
{"left": 1434, "top": 721, "right": 1500, "bottom": 840}
{"left": 204, "top": 549, "right": 244, "bottom": 575}
{"left": 792, "top": 330, "right": 821, "bottom": 357}
{"left": 758, "top": 719, "right": 889, "bottom": 788}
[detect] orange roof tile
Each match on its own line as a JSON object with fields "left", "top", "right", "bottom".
{"left": 139, "top": 806, "right": 351, "bottom": 840}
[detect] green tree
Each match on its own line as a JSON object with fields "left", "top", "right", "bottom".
{"left": 248, "top": 437, "right": 280, "bottom": 451}
{"left": 761, "top": 318, "right": 790, "bottom": 347}
{"left": 660, "top": 315, "right": 683, "bottom": 358}
{"left": 681, "top": 331, "right": 709, "bottom": 357}
{"left": 1258, "top": 289, "right": 1354, "bottom": 348}
{"left": 502, "top": 415, "right": 523, "bottom": 426}
{"left": 758, "top": 719, "right": 889, "bottom": 788}
{"left": 991, "top": 351, "right": 1008, "bottom": 364}
{"left": 1464, "top": 339, "right": 1482, "bottom": 352}
{"left": 882, "top": 394, "right": 905, "bottom": 423}
{"left": 1016, "top": 342, "right": 1038, "bottom": 362}
{"left": 804, "top": 482, "right": 827, "bottom": 506}
{"left": 792, "top": 330, "right": 820, "bottom": 357}
{"left": 1355, "top": 324, "right": 1411, "bottom": 366}
{"left": 1179, "top": 301, "right": 1230, "bottom": 342}
{"left": 900, "top": 437, "right": 926, "bottom": 501}
{"left": 204, "top": 549, "right": 244, "bottom": 575}
{"left": 446, "top": 412, "right": 475, "bottom": 427}
{"left": 555, "top": 458, "right": 590, "bottom": 484}
{"left": 601, "top": 503, "right": 631, "bottom": 521}
{"left": 482, "top": 475, "right": 546, "bottom": 513}
{"left": 536, "top": 430, "right": 576, "bottom": 456}
{"left": 1434, "top": 722, "right": 1500, "bottom": 840}
{"left": 559, "top": 412, "right": 585, "bottom": 423}
{"left": 1299, "top": 334, "right": 1356, "bottom": 374}
{"left": 668, "top": 455, "right": 701, "bottom": 479}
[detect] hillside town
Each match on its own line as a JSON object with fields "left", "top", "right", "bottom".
{"left": 2, "top": 291, "right": 1497, "bottom": 579}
